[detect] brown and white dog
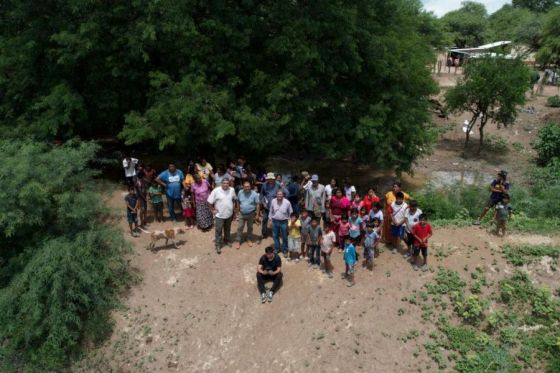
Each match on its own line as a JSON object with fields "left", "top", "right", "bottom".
{"left": 138, "top": 227, "right": 186, "bottom": 251}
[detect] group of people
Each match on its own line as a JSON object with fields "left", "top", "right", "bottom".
{"left": 123, "top": 156, "right": 511, "bottom": 303}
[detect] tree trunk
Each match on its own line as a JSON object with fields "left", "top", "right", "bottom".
{"left": 478, "top": 116, "right": 488, "bottom": 154}
{"left": 464, "top": 114, "right": 478, "bottom": 148}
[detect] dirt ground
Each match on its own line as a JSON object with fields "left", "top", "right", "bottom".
{"left": 73, "top": 78, "right": 560, "bottom": 372}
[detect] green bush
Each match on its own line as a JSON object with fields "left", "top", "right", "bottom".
{"left": 546, "top": 95, "right": 560, "bottom": 107}
{"left": 532, "top": 123, "right": 560, "bottom": 166}
{"left": 0, "top": 141, "right": 131, "bottom": 370}
{"left": 483, "top": 134, "right": 509, "bottom": 154}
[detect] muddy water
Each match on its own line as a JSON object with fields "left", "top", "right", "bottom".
{"left": 429, "top": 170, "right": 493, "bottom": 189}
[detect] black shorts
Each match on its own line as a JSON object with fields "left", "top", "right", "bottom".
{"left": 413, "top": 246, "right": 428, "bottom": 257}
{"left": 486, "top": 198, "right": 500, "bottom": 208}
{"left": 405, "top": 232, "right": 415, "bottom": 247}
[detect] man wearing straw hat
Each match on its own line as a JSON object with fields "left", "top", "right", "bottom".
{"left": 259, "top": 172, "right": 288, "bottom": 241}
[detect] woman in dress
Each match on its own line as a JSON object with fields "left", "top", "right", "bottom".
{"left": 191, "top": 173, "right": 213, "bottom": 230}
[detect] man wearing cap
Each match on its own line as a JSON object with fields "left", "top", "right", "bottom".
{"left": 474, "top": 170, "right": 510, "bottom": 225}
{"left": 303, "top": 174, "right": 326, "bottom": 221}
{"left": 260, "top": 173, "right": 288, "bottom": 240}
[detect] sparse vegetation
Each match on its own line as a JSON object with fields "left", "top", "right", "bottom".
{"left": 406, "top": 267, "right": 560, "bottom": 372}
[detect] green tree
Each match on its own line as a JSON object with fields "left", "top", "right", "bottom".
{"left": 512, "top": 0, "right": 559, "bottom": 12}
{"left": 488, "top": 5, "right": 543, "bottom": 52}
{"left": 441, "top": 1, "right": 489, "bottom": 48}
{"left": 536, "top": 7, "right": 560, "bottom": 66}
{"left": 0, "top": 0, "right": 437, "bottom": 172}
{"left": 445, "top": 57, "right": 531, "bottom": 152}
{"left": 0, "top": 140, "right": 132, "bottom": 370}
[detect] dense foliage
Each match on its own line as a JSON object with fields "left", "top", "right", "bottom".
{"left": 445, "top": 56, "right": 530, "bottom": 150}
{"left": 537, "top": 7, "right": 560, "bottom": 66}
{"left": 0, "top": 141, "right": 131, "bottom": 370}
{"left": 488, "top": 5, "right": 543, "bottom": 51}
{"left": 532, "top": 123, "right": 560, "bottom": 164}
{"left": 0, "top": 0, "right": 440, "bottom": 171}
{"left": 440, "top": 1, "right": 489, "bottom": 48}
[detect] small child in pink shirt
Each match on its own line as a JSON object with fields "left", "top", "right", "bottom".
{"left": 338, "top": 215, "right": 351, "bottom": 253}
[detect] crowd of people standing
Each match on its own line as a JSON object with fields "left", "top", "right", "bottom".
{"left": 123, "top": 156, "right": 511, "bottom": 301}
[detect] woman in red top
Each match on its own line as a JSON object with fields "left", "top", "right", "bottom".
{"left": 361, "top": 187, "right": 380, "bottom": 214}
{"left": 329, "top": 188, "right": 350, "bottom": 244}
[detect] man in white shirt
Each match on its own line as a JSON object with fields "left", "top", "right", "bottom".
{"left": 269, "top": 190, "right": 293, "bottom": 256}
{"left": 303, "top": 174, "right": 326, "bottom": 221}
{"left": 390, "top": 191, "right": 409, "bottom": 254}
{"left": 404, "top": 200, "right": 422, "bottom": 259}
{"left": 208, "top": 179, "right": 237, "bottom": 254}
{"left": 122, "top": 156, "right": 139, "bottom": 186}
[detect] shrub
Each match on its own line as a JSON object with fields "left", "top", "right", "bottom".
{"left": 483, "top": 134, "right": 509, "bottom": 154}
{"left": 532, "top": 123, "right": 560, "bottom": 166}
{"left": 0, "top": 140, "right": 131, "bottom": 370}
{"left": 546, "top": 95, "right": 560, "bottom": 107}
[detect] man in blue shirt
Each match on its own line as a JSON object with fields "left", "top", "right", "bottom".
{"left": 235, "top": 181, "right": 261, "bottom": 249}
{"left": 156, "top": 162, "right": 184, "bottom": 222}
{"left": 259, "top": 172, "right": 288, "bottom": 239}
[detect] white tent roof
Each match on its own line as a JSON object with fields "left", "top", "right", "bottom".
{"left": 450, "top": 41, "right": 512, "bottom": 54}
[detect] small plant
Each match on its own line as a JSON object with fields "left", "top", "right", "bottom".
{"left": 454, "top": 295, "right": 488, "bottom": 325}
{"left": 425, "top": 268, "right": 466, "bottom": 295}
{"left": 546, "top": 95, "right": 560, "bottom": 108}
{"left": 483, "top": 134, "right": 509, "bottom": 154}
{"left": 512, "top": 142, "right": 524, "bottom": 152}
{"left": 503, "top": 244, "right": 560, "bottom": 266}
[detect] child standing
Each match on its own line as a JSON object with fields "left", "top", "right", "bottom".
{"left": 494, "top": 194, "right": 512, "bottom": 237}
{"left": 321, "top": 223, "right": 336, "bottom": 278}
{"left": 300, "top": 210, "right": 312, "bottom": 260}
{"left": 288, "top": 213, "right": 302, "bottom": 262}
{"left": 125, "top": 186, "right": 140, "bottom": 237}
{"left": 348, "top": 208, "right": 363, "bottom": 247}
{"left": 351, "top": 194, "right": 362, "bottom": 210}
{"left": 369, "top": 202, "right": 384, "bottom": 235}
{"left": 307, "top": 218, "right": 323, "bottom": 269}
{"left": 148, "top": 181, "right": 164, "bottom": 222}
{"left": 389, "top": 191, "right": 409, "bottom": 254}
{"left": 338, "top": 215, "right": 351, "bottom": 253}
{"left": 363, "top": 223, "right": 380, "bottom": 270}
{"left": 404, "top": 200, "right": 422, "bottom": 259}
{"left": 342, "top": 236, "right": 357, "bottom": 287}
{"left": 181, "top": 188, "right": 195, "bottom": 229}
{"left": 411, "top": 213, "right": 433, "bottom": 272}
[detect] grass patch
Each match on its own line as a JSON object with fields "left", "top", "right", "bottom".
{"left": 406, "top": 267, "right": 560, "bottom": 372}
{"left": 503, "top": 244, "right": 560, "bottom": 266}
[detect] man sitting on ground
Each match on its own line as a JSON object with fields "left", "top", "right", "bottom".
{"left": 256, "top": 246, "right": 283, "bottom": 304}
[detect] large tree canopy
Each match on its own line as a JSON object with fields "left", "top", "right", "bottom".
{"left": 512, "top": 0, "right": 559, "bottom": 12}
{"left": 537, "top": 7, "right": 560, "bottom": 66}
{"left": 441, "top": 1, "right": 489, "bottom": 48}
{"left": 488, "top": 4, "right": 543, "bottom": 51}
{"left": 0, "top": 0, "right": 438, "bottom": 171}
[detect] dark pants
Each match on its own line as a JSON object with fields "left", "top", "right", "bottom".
{"left": 261, "top": 209, "right": 270, "bottom": 238}
{"left": 237, "top": 211, "right": 256, "bottom": 242}
{"left": 256, "top": 272, "right": 283, "bottom": 294}
{"left": 215, "top": 216, "right": 233, "bottom": 248}
{"left": 166, "top": 196, "right": 182, "bottom": 221}
{"left": 309, "top": 244, "right": 321, "bottom": 265}
{"left": 272, "top": 219, "right": 289, "bottom": 254}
